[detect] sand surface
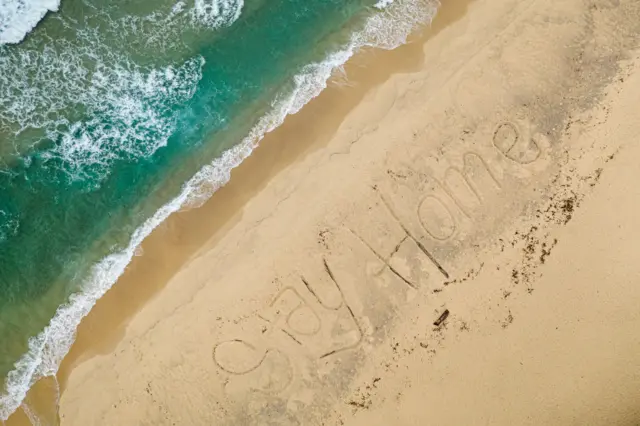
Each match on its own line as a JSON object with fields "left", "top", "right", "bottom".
{"left": 8, "top": 0, "right": 640, "bottom": 424}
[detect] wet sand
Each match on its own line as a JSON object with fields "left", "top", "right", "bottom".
{"left": 10, "top": 0, "right": 640, "bottom": 424}
{"left": 6, "top": 1, "right": 473, "bottom": 423}
{"left": 54, "top": 0, "right": 474, "bottom": 386}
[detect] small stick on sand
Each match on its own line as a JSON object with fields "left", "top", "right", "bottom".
{"left": 433, "top": 309, "right": 450, "bottom": 327}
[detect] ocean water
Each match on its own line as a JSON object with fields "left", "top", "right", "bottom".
{"left": 0, "top": 0, "right": 437, "bottom": 420}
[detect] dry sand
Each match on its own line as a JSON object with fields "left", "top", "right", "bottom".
{"left": 8, "top": 0, "right": 640, "bottom": 424}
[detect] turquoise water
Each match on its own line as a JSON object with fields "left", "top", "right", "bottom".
{"left": 0, "top": 0, "right": 435, "bottom": 419}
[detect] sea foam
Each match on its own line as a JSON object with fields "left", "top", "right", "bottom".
{"left": 0, "top": 26, "right": 205, "bottom": 184}
{"left": 0, "top": 0, "right": 243, "bottom": 183}
{"left": 0, "top": 0, "right": 59, "bottom": 45}
{"left": 0, "top": 0, "right": 439, "bottom": 420}
{"left": 191, "top": 0, "right": 244, "bottom": 27}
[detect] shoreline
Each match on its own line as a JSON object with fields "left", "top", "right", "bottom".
{"left": 5, "top": 0, "right": 473, "bottom": 423}
{"left": 57, "top": 0, "right": 471, "bottom": 384}
{"left": 13, "top": 0, "right": 640, "bottom": 423}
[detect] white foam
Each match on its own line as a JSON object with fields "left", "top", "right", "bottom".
{"left": 41, "top": 56, "right": 205, "bottom": 182}
{"left": 0, "top": 0, "right": 243, "bottom": 48}
{"left": 0, "top": 0, "right": 242, "bottom": 182}
{"left": 0, "top": 0, "right": 439, "bottom": 420}
{"left": 190, "top": 0, "right": 243, "bottom": 28}
{"left": 0, "top": 36, "right": 205, "bottom": 183}
{"left": 0, "top": 210, "right": 18, "bottom": 243}
{"left": 0, "top": 0, "right": 59, "bottom": 45}
{"left": 374, "top": 0, "right": 395, "bottom": 10}
{"left": 94, "top": 0, "right": 243, "bottom": 50}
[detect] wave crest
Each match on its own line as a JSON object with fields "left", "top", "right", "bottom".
{"left": 0, "top": 0, "right": 59, "bottom": 45}
{"left": 191, "top": 0, "right": 244, "bottom": 27}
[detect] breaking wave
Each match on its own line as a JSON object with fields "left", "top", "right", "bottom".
{"left": 0, "top": 0, "right": 60, "bottom": 45}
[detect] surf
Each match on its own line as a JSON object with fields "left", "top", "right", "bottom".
{"left": 0, "top": 0, "right": 60, "bottom": 45}
{"left": 0, "top": 0, "right": 439, "bottom": 420}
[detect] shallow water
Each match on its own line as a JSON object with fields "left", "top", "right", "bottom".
{"left": 0, "top": 0, "right": 437, "bottom": 419}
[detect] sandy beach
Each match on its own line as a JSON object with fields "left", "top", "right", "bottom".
{"left": 7, "top": 0, "right": 640, "bottom": 424}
